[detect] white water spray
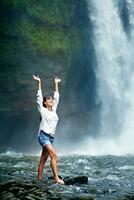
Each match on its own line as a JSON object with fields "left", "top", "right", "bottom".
{"left": 86, "top": 0, "right": 134, "bottom": 155}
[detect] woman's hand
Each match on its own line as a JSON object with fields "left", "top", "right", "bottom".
{"left": 55, "top": 77, "right": 61, "bottom": 83}
{"left": 33, "top": 75, "right": 41, "bottom": 90}
{"left": 54, "top": 77, "right": 61, "bottom": 92}
{"left": 33, "top": 75, "right": 41, "bottom": 82}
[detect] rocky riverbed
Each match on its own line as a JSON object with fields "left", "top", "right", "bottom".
{"left": 0, "top": 152, "right": 134, "bottom": 200}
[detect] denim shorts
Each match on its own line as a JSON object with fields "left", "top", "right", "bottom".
{"left": 38, "top": 130, "right": 54, "bottom": 148}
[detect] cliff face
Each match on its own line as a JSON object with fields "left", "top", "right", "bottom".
{"left": 0, "top": 0, "right": 69, "bottom": 112}
{"left": 0, "top": 0, "right": 90, "bottom": 113}
{"left": 0, "top": 0, "right": 95, "bottom": 151}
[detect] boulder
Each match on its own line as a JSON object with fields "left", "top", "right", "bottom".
{"left": 64, "top": 176, "right": 88, "bottom": 185}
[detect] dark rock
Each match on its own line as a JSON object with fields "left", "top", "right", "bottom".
{"left": 16, "top": 190, "right": 26, "bottom": 197}
{"left": 87, "top": 188, "right": 97, "bottom": 194}
{"left": 64, "top": 176, "right": 88, "bottom": 185}
{"left": 28, "top": 193, "right": 44, "bottom": 200}
{"left": 46, "top": 190, "right": 53, "bottom": 195}
{"left": 18, "top": 183, "right": 35, "bottom": 189}
{"left": 123, "top": 194, "right": 134, "bottom": 200}
{"left": 8, "top": 186, "right": 20, "bottom": 195}
{"left": 1, "top": 192, "right": 15, "bottom": 199}
{"left": 33, "top": 196, "right": 44, "bottom": 200}
{"left": 0, "top": 180, "right": 16, "bottom": 193}
{"left": 103, "top": 189, "right": 110, "bottom": 194}
{"left": 69, "top": 194, "right": 94, "bottom": 200}
{"left": 16, "top": 190, "right": 29, "bottom": 197}
{"left": 49, "top": 197, "right": 61, "bottom": 200}
{"left": 0, "top": 180, "right": 16, "bottom": 187}
{"left": 7, "top": 172, "right": 12, "bottom": 175}
{"left": 32, "top": 189, "right": 44, "bottom": 196}
{"left": 23, "top": 196, "right": 35, "bottom": 200}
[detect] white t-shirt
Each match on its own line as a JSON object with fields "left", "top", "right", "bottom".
{"left": 36, "top": 89, "right": 60, "bottom": 136}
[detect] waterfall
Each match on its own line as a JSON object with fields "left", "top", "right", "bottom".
{"left": 84, "top": 0, "right": 134, "bottom": 155}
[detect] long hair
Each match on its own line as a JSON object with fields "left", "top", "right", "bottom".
{"left": 39, "top": 95, "right": 52, "bottom": 121}
{"left": 43, "top": 96, "right": 47, "bottom": 108}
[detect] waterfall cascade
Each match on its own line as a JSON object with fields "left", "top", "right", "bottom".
{"left": 84, "top": 0, "right": 134, "bottom": 155}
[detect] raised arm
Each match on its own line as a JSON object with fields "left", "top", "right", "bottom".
{"left": 33, "top": 75, "right": 41, "bottom": 90}
{"left": 33, "top": 75, "right": 43, "bottom": 111}
{"left": 53, "top": 77, "right": 61, "bottom": 111}
{"left": 54, "top": 77, "right": 61, "bottom": 92}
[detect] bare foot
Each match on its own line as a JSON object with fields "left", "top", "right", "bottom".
{"left": 37, "top": 176, "right": 43, "bottom": 181}
{"left": 55, "top": 178, "right": 65, "bottom": 184}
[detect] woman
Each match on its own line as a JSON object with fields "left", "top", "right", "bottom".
{"left": 33, "top": 75, "right": 64, "bottom": 184}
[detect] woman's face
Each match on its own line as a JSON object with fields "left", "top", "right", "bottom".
{"left": 44, "top": 96, "right": 54, "bottom": 108}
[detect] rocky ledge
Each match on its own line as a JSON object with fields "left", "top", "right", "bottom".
{"left": 0, "top": 176, "right": 94, "bottom": 200}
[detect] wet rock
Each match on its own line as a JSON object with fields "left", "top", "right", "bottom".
{"left": 87, "top": 188, "right": 97, "bottom": 194}
{"left": 0, "top": 179, "right": 48, "bottom": 200}
{"left": 0, "top": 181, "right": 17, "bottom": 195}
{"left": 8, "top": 186, "right": 20, "bottom": 195}
{"left": 103, "top": 189, "right": 110, "bottom": 194}
{"left": 45, "top": 190, "right": 52, "bottom": 195}
{"left": 17, "top": 190, "right": 29, "bottom": 197}
{"left": 18, "top": 183, "right": 35, "bottom": 189}
{"left": 24, "top": 196, "right": 35, "bottom": 200}
{"left": 64, "top": 176, "right": 88, "bottom": 185}
{"left": 70, "top": 194, "right": 94, "bottom": 200}
{"left": 49, "top": 196, "right": 61, "bottom": 200}
{"left": 29, "top": 193, "right": 44, "bottom": 199}
{"left": 123, "top": 194, "right": 134, "bottom": 200}
{"left": 0, "top": 179, "right": 16, "bottom": 190}
{"left": 16, "top": 189, "right": 26, "bottom": 197}
{"left": 33, "top": 196, "right": 44, "bottom": 200}
{"left": 32, "top": 189, "right": 44, "bottom": 195}
{"left": 1, "top": 192, "right": 15, "bottom": 200}
{"left": 7, "top": 172, "right": 12, "bottom": 175}
{"left": 0, "top": 177, "right": 90, "bottom": 200}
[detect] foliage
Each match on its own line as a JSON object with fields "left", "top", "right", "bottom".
{"left": 0, "top": 0, "right": 87, "bottom": 112}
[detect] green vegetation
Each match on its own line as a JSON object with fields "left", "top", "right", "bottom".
{"left": 0, "top": 0, "right": 72, "bottom": 57}
{"left": 0, "top": 0, "right": 87, "bottom": 113}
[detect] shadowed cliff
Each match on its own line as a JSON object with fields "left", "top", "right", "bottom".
{"left": 0, "top": 0, "right": 97, "bottom": 153}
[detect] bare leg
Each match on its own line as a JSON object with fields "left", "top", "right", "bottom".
{"left": 38, "top": 148, "right": 49, "bottom": 180}
{"left": 45, "top": 144, "right": 64, "bottom": 184}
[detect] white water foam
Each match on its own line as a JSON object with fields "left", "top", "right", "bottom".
{"left": 14, "top": 162, "right": 31, "bottom": 168}
{"left": 0, "top": 150, "right": 23, "bottom": 157}
{"left": 118, "top": 165, "right": 134, "bottom": 170}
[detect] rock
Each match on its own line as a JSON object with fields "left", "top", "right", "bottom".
{"left": 0, "top": 179, "right": 16, "bottom": 192}
{"left": 49, "top": 197, "right": 61, "bottom": 200}
{"left": 103, "top": 189, "right": 110, "bottom": 194}
{"left": 64, "top": 176, "right": 88, "bottom": 185}
{"left": 28, "top": 193, "right": 44, "bottom": 199}
{"left": 7, "top": 172, "right": 12, "bottom": 175}
{"left": 87, "top": 188, "right": 97, "bottom": 194}
{"left": 8, "top": 186, "right": 20, "bottom": 195}
{"left": 1, "top": 192, "right": 15, "bottom": 199}
{"left": 123, "top": 194, "right": 134, "bottom": 200}
{"left": 24, "top": 196, "right": 35, "bottom": 200}
{"left": 18, "top": 183, "right": 35, "bottom": 189}
{"left": 16, "top": 190, "right": 26, "bottom": 197}
{"left": 102, "top": 189, "right": 117, "bottom": 194}
{"left": 70, "top": 194, "right": 94, "bottom": 200}
{"left": 17, "top": 190, "right": 29, "bottom": 197}
{"left": 33, "top": 196, "right": 44, "bottom": 200}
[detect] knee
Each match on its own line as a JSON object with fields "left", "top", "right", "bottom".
{"left": 51, "top": 152, "right": 57, "bottom": 160}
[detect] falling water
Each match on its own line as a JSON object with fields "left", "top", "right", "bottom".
{"left": 84, "top": 0, "right": 134, "bottom": 155}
